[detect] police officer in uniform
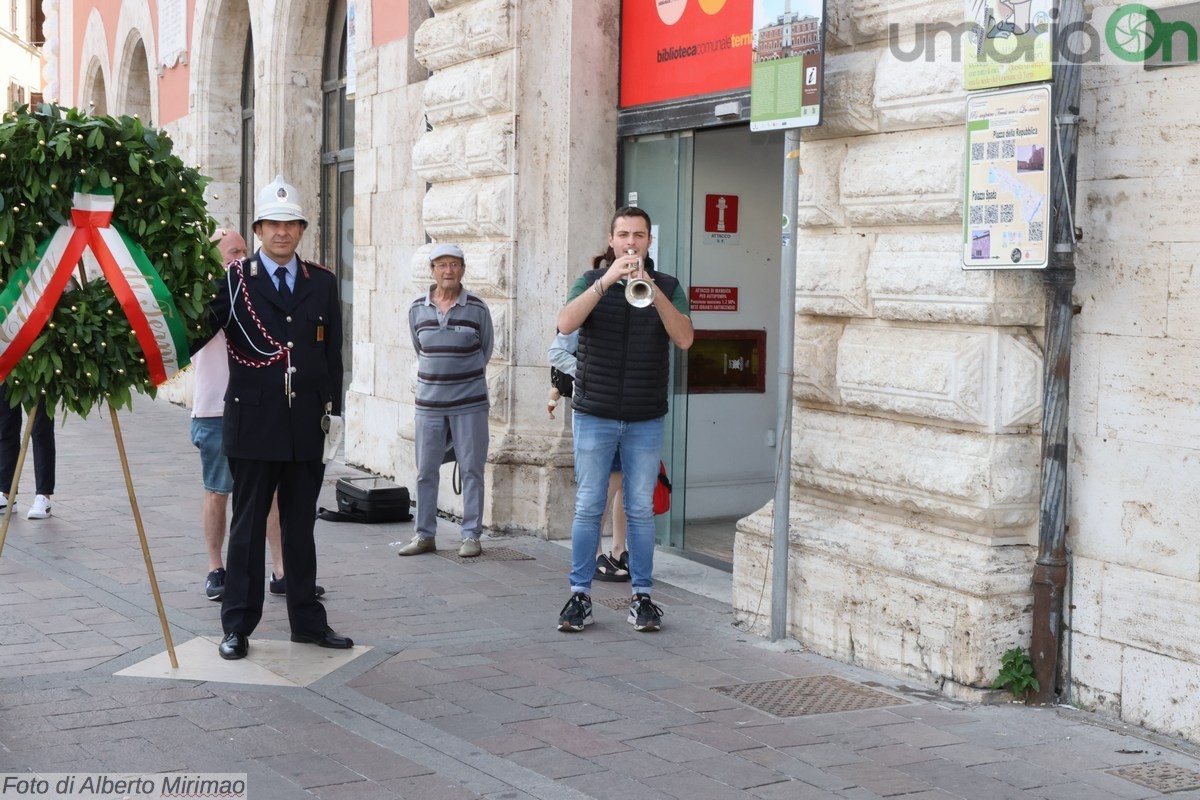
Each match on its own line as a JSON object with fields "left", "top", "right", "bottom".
{"left": 208, "top": 175, "right": 352, "bottom": 659}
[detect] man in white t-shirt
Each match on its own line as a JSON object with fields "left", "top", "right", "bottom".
{"left": 192, "top": 229, "right": 324, "bottom": 601}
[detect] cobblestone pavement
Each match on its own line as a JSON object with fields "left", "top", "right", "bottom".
{"left": 2, "top": 395, "right": 1200, "bottom": 799}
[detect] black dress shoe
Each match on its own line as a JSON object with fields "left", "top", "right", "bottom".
{"left": 290, "top": 626, "right": 353, "bottom": 649}
{"left": 269, "top": 573, "right": 326, "bottom": 597}
{"left": 218, "top": 632, "right": 248, "bottom": 660}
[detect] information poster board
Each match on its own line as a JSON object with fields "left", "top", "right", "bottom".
{"left": 963, "top": 85, "right": 1052, "bottom": 270}
{"left": 963, "top": 0, "right": 1053, "bottom": 90}
{"left": 750, "top": 0, "right": 825, "bottom": 130}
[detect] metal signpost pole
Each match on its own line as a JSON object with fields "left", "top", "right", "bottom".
{"left": 753, "top": 0, "right": 825, "bottom": 643}
{"left": 770, "top": 131, "right": 801, "bottom": 642}
{"left": 1029, "top": 0, "right": 1084, "bottom": 705}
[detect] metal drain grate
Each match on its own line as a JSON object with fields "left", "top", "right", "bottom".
{"left": 1109, "top": 762, "right": 1200, "bottom": 793}
{"left": 433, "top": 546, "right": 535, "bottom": 564}
{"left": 596, "top": 596, "right": 632, "bottom": 611}
{"left": 714, "top": 675, "right": 907, "bottom": 717}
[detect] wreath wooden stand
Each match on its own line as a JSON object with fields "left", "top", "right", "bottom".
{"left": 0, "top": 404, "right": 178, "bottom": 668}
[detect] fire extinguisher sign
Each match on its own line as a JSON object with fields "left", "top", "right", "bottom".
{"left": 703, "top": 194, "right": 740, "bottom": 245}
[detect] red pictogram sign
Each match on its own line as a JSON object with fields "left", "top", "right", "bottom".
{"left": 703, "top": 194, "right": 739, "bottom": 234}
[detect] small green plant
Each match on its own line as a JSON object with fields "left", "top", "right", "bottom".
{"left": 992, "top": 647, "right": 1039, "bottom": 699}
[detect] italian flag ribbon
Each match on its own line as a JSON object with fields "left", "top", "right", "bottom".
{"left": 0, "top": 190, "right": 189, "bottom": 385}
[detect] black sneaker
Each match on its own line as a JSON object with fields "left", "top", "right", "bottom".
{"left": 269, "top": 573, "right": 326, "bottom": 597}
{"left": 204, "top": 568, "right": 226, "bottom": 601}
{"left": 628, "top": 593, "right": 663, "bottom": 632}
{"left": 557, "top": 592, "right": 593, "bottom": 632}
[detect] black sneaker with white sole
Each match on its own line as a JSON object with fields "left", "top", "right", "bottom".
{"left": 205, "top": 568, "right": 226, "bottom": 601}
{"left": 557, "top": 592, "right": 593, "bottom": 632}
{"left": 628, "top": 593, "right": 663, "bottom": 632}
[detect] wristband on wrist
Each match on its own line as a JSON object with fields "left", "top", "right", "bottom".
{"left": 593, "top": 280, "right": 605, "bottom": 297}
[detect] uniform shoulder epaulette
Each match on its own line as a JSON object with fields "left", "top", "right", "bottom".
{"left": 303, "top": 259, "right": 334, "bottom": 273}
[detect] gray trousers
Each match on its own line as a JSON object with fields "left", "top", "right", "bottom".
{"left": 414, "top": 409, "right": 488, "bottom": 540}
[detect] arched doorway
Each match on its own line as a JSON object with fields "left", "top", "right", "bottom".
{"left": 119, "top": 38, "right": 152, "bottom": 121}
{"left": 81, "top": 58, "right": 107, "bottom": 114}
{"left": 322, "top": 0, "right": 354, "bottom": 383}
{"left": 189, "top": 0, "right": 252, "bottom": 235}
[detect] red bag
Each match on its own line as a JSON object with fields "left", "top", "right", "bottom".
{"left": 653, "top": 460, "right": 672, "bottom": 515}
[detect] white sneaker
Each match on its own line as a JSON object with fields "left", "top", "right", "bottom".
{"left": 0, "top": 494, "right": 9, "bottom": 510}
{"left": 26, "top": 495, "right": 51, "bottom": 520}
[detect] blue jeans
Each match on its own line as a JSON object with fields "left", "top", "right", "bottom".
{"left": 569, "top": 412, "right": 663, "bottom": 595}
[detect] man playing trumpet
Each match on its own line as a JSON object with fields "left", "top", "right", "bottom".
{"left": 554, "top": 206, "right": 693, "bottom": 633}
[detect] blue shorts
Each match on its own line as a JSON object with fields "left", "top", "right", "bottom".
{"left": 191, "top": 417, "right": 232, "bottom": 495}
{"left": 611, "top": 449, "right": 621, "bottom": 473}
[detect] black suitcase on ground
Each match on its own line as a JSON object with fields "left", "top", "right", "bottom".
{"left": 335, "top": 476, "right": 413, "bottom": 523}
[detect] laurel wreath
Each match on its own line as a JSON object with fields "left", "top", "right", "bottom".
{"left": 0, "top": 104, "right": 220, "bottom": 417}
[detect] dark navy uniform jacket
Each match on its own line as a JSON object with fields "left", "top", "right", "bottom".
{"left": 207, "top": 251, "right": 343, "bottom": 462}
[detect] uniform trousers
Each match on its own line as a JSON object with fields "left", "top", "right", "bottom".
{"left": 222, "top": 458, "right": 328, "bottom": 637}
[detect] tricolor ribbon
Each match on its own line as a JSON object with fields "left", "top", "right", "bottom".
{"left": 0, "top": 190, "right": 189, "bottom": 385}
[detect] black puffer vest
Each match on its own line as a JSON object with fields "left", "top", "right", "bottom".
{"left": 572, "top": 262, "right": 680, "bottom": 422}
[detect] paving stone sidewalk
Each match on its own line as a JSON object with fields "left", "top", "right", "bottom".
{"left": 1, "top": 395, "right": 1200, "bottom": 799}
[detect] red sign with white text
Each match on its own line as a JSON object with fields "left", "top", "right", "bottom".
{"left": 690, "top": 286, "right": 739, "bottom": 312}
{"left": 620, "top": 0, "right": 752, "bottom": 107}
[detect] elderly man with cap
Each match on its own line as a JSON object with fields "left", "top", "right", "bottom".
{"left": 399, "top": 244, "right": 494, "bottom": 558}
{"left": 205, "top": 176, "right": 351, "bottom": 660}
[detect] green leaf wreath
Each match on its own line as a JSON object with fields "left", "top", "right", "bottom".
{"left": 0, "top": 103, "right": 221, "bottom": 417}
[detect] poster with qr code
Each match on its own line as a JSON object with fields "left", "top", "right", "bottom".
{"left": 963, "top": 84, "right": 1051, "bottom": 269}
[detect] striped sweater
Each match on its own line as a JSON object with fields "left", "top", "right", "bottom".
{"left": 408, "top": 288, "right": 494, "bottom": 416}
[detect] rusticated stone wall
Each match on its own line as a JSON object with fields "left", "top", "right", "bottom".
{"left": 732, "top": 0, "right": 1046, "bottom": 695}
{"left": 1064, "top": 4, "right": 1200, "bottom": 740}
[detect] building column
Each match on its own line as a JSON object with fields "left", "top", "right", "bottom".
{"left": 406, "top": 0, "right": 619, "bottom": 534}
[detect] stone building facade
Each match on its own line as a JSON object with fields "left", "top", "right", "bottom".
{"left": 44, "top": 0, "right": 1200, "bottom": 743}
{"left": 1, "top": 0, "right": 44, "bottom": 108}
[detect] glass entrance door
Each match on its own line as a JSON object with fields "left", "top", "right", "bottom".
{"left": 621, "top": 125, "right": 785, "bottom": 569}
{"left": 619, "top": 132, "right": 694, "bottom": 552}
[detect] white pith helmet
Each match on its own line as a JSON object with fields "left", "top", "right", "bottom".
{"left": 254, "top": 174, "right": 307, "bottom": 225}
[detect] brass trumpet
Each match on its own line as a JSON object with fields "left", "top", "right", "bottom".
{"left": 624, "top": 248, "right": 656, "bottom": 308}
